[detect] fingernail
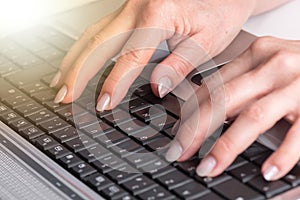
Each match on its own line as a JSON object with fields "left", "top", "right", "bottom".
{"left": 54, "top": 85, "right": 67, "bottom": 104}
{"left": 96, "top": 93, "right": 110, "bottom": 112}
{"left": 165, "top": 140, "right": 183, "bottom": 162}
{"left": 263, "top": 165, "right": 279, "bottom": 181}
{"left": 50, "top": 71, "right": 61, "bottom": 87}
{"left": 158, "top": 76, "right": 172, "bottom": 98}
{"left": 196, "top": 155, "right": 217, "bottom": 177}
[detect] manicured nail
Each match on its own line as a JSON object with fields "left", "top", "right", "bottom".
{"left": 50, "top": 71, "right": 61, "bottom": 87}
{"left": 196, "top": 155, "right": 217, "bottom": 177}
{"left": 96, "top": 93, "right": 110, "bottom": 112}
{"left": 54, "top": 85, "right": 67, "bottom": 104}
{"left": 165, "top": 140, "right": 183, "bottom": 162}
{"left": 263, "top": 166, "right": 279, "bottom": 181}
{"left": 158, "top": 76, "right": 172, "bottom": 98}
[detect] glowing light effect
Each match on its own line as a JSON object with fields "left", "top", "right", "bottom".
{"left": 0, "top": 0, "right": 44, "bottom": 26}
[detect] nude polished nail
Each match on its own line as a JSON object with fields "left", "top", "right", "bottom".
{"left": 158, "top": 76, "right": 172, "bottom": 98}
{"left": 263, "top": 166, "right": 279, "bottom": 181}
{"left": 50, "top": 71, "right": 61, "bottom": 87}
{"left": 196, "top": 155, "right": 216, "bottom": 177}
{"left": 165, "top": 140, "right": 183, "bottom": 162}
{"left": 96, "top": 93, "right": 110, "bottom": 112}
{"left": 54, "top": 85, "right": 67, "bottom": 104}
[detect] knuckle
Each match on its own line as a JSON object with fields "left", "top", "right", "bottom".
{"left": 210, "top": 85, "right": 228, "bottom": 108}
{"left": 242, "top": 103, "right": 265, "bottom": 124}
{"left": 273, "top": 50, "right": 297, "bottom": 70}
{"left": 216, "top": 136, "right": 238, "bottom": 155}
{"left": 90, "top": 33, "right": 105, "bottom": 48}
{"left": 250, "top": 36, "right": 276, "bottom": 52}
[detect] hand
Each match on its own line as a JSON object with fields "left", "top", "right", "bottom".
{"left": 166, "top": 36, "right": 300, "bottom": 181}
{"left": 50, "top": 0, "right": 256, "bottom": 110}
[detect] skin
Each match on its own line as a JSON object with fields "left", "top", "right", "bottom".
{"left": 52, "top": 0, "right": 292, "bottom": 180}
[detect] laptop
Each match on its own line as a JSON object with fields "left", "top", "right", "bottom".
{"left": 0, "top": 0, "right": 299, "bottom": 199}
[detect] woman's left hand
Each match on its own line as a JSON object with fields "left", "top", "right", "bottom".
{"left": 166, "top": 36, "right": 300, "bottom": 181}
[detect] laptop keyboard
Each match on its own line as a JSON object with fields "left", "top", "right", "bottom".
{"left": 1, "top": 26, "right": 300, "bottom": 200}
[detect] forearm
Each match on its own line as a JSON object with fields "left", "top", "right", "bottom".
{"left": 252, "top": 0, "right": 290, "bottom": 16}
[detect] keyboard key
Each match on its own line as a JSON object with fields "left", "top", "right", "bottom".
{"left": 96, "top": 130, "right": 128, "bottom": 148}
{"left": 173, "top": 180, "right": 210, "bottom": 200}
{"left": 229, "top": 162, "right": 260, "bottom": 183}
{"left": 59, "top": 153, "right": 83, "bottom": 168}
{"left": 78, "top": 144, "right": 112, "bottom": 163}
{"left": 144, "top": 93, "right": 183, "bottom": 117}
{"left": 125, "top": 152, "right": 160, "bottom": 169}
{"left": 283, "top": 165, "right": 300, "bottom": 186}
{"left": 3, "top": 93, "right": 30, "bottom": 109}
{"left": 0, "top": 79, "right": 21, "bottom": 100}
{"left": 43, "top": 101, "right": 69, "bottom": 112}
{"left": 213, "top": 178, "right": 264, "bottom": 200}
{"left": 64, "top": 135, "right": 97, "bottom": 152}
{"left": 248, "top": 176, "right": 291, "bottom": 198}
{"left": 20, "top": 126, "right": 45, "bottom": 140}
{"left": 69, "top": 112, "right": 98, "bottom": 128}
{"left": 132, "top": 84, "right": 152, "bottom": 97}
{"left": 133, "top": 105, "right": 165, "bottom": 123}
{"left": 47, "top": 144, "right": 70, "bottom": 159}
{"left": 20, "top": 81, "right": 49, "bottom": 95}
{"left": 156, "top": 170, "right": 192, "bottom": 190}
{"left": 198, "top": 192, "right": 223, "bottom": 200}
{"left": 70, "top": 162, "right": 96, "bottom": 178}
{"left": 39, "top": 117, "right": 70, "bottom": 133}
{"left": 32, "top": 89, "right": 57, "bottom": 103}
{"left": 139, "top": 156, "right": 168, "bottom": 172}
{"left": 57, "top": 104, "right": 87, "bottom": 120}
{"left": 15, "top": 101, "right": 43, "bottom": 117}
{"left": 107, "top": 169, "right": 140, "bottom": 184}
{"left": 176, "top": 157, "right": 200, "bottom": 176}
{"left": 6, "top": 65, "right": 55, "bottom": 87}
{"left": 0, "top": 110, "right": 21, "bottom": 124}
{"left": 138, "top": 186, "right": 176, "bottom": 200}
{"left": 226, "top": 156, "right": 248, "bottom": 171}
{"left": 82, "top": 121, "right": 113, "bottom": 138}
{"left": 35, "top": 46, "right": 65, "bottom": 61}
{"left": 121, "top": 98, "right": 151, "bottom": 113}
{"left": 110, "top": 140, "right": 144, "bottom": 157}
{"left": 117, "top": 119, "right": 147, "bottom": 136}
{"left": 101, "top": 184, "right": 128, "bottom": 200}
{"left": 122, "top": 175, "right": 158, "bottom": 195}
{"left": 131, "top": 127, "right": 161, "bottom": 145}
{"left": 102, "top": 109, "right": 133, "bottom": 127}
{"left": 27, "top": 109, "right": 57, "bottom": 125}
{"left": 10, "top": 118, "right": 32, "bottom": 131}
{"left": 0, "top": 103, "right": 10, "bottom": 114}
{"left": 0, "top": 62, "right": 20, "bottom": 77}
{"left": 146, "top": 136, "right": 171, "bottom": 152}
{"left": 242, "top": 142, "right": 272, "bottom": 161}
{"left": 51, "top": 126, "right": 81, "bottom": 143}
{"left": 150, "top": 114, "right": 177, "bottom": 131}
{"left": 34, "top": 135, "right": 59, "bottom": 150}
{"left": 85, "top": 173, "right": 114, "bottom": 191}
{"left": 195, "top": 173, "right": 232, "bottom": 188}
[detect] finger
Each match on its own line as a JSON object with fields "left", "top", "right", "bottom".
{"left": 151, "top": 35, "right": 213, "bottom": 98}
{"left": 165, "top": 70, "right": 226, "bottom": 162}
{"left": 196, "top": 83, "right": 296, "bottom": 177}
{"left": 262, "top": 119, "right": 300, "bottom": 181}
{"left": 96, "top": 27, "right": 170, "bottom": 111}
{"left": 50, "top": 7, "right": 123, "bottom": 88}
{"left": 54, "top": 13, "right": 136, "bottom": 104}
{"left": 181, "top": 36, "right": 291, "bottom": 117}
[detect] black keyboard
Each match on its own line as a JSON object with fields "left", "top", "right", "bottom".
{"left": 1, "top": 26, "right": 300, "bottom": 200}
